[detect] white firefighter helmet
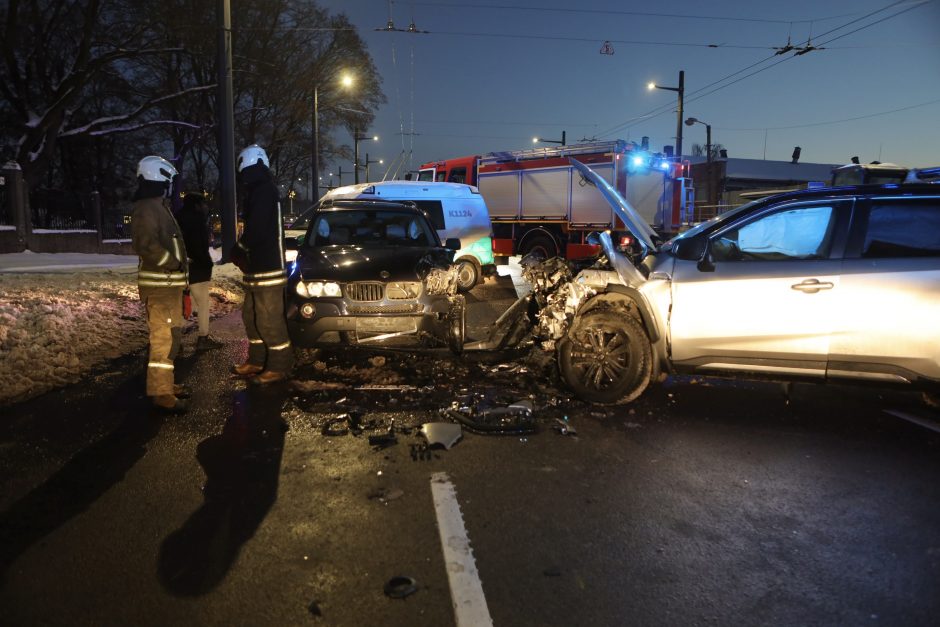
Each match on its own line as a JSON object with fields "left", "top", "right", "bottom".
{"left": 137, "top": 155, "right": 178, "bottom": 183}
{"left": 237, "top": 144, "right": 270, "bottom": 172}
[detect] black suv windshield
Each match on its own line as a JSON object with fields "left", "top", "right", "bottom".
{"left": 306, "top": 210, "right": 438, "bottom": 248}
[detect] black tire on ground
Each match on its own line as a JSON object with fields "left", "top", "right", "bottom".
{"left": 519, "top": 233, "right": 558, "bottom": 260}
{"left": 454, "top": 258, "right": 480, "bottom": 293}
{"left": 448, "top": 297, "right": 466, "bottom": 355}
{"left": 557, "top": 309, "right": 652, "bottom": 405}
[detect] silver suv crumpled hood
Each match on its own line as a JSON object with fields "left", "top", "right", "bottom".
{"left": 569, "top": 158, "right": 650, "bottom": 287}
{"left": 569, "top": 158, "right": 658, "bottom": 255}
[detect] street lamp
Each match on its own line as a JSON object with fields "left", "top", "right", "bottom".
{"left": 532, "top": 130, "right": 566, "bottom": 146}
{"left": 363, "top": 153, "right": 384, "bottom": 183}
{"left": 685, "top": 117, "right": 712, "bottom": 162}
{"left": 312, "top": 73, "right": 354, "bottom": 202}
{"left": 353, "top": 130, "right": 378, "bottom": 184}
{"left": 648, "top": 70, "right": 685, "bottom": 159}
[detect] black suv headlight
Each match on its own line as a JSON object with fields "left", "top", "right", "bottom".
{"left": 296, "top": 281, "right": 342, "bottom": 298}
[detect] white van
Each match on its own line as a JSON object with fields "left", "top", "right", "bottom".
{"left": 286, "top": 181, "right": 494, "bottom": 291}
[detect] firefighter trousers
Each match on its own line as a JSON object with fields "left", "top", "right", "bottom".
{"left": 142, "top": 287, "right": 184, "bottom": 397}
{"left": 242, "top": 284, "right": 294, "bottom": 373}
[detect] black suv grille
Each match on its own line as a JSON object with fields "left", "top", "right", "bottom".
{"left": 346, "top": 282, "right": 384, "bottom": 301}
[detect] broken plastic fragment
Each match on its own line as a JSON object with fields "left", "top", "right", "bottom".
{"left": 508, "top": 399, "right": 534, "bottom": 414}
{"left": 553, "top": 418, "right": 577, "bottom": 436}
{"left": 420, "top": 422, "right": 463, "bottom": 449}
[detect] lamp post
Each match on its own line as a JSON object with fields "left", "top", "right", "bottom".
{"left": 353, "top": 130, "right": 378, "bottom": 184}
{"left": 312, "top": 73, "right": 353, "bottom": 202}
{"left": 532, "top": 130, "right": 566, "bottom": 146}
{"left": 648, "top": 70, "right": 685, "bottom": 159}
{"left": 685, "top": 117, "right": 712, "bottom": 162}
{"left": 363, "top": 153, "right": 384, "bottom": 183}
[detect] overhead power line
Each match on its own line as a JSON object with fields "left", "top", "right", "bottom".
{"left": 599, "top": 0, "right": 926, "bottom": 138}
{"left": 398, "top": 1, "right": 858, "bottom": 24}
{"left": 718, "top": 97, "right": 940, "bottom": 131}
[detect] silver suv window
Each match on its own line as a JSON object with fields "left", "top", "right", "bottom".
{"left": 712, "top": 204, "right": 838, "bottom": 261}
{"left": 863, "top": 200, "right": 940, "bottom": 258}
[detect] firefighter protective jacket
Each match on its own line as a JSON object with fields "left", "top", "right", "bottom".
{"left": 235, "top": 164, "right": 286, "bottom": 288}
{"left": 131, "top": 195, "right": 188, "bottom": 289}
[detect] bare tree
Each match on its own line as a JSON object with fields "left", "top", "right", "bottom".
{"left": 691, "top": 142, "right": 726, "bottom": 161}
{"left": 0, "top": 0, "right": 384, "bottom": 200}
{"left": 0, "top": 0, "right": 210, "bottom": 187}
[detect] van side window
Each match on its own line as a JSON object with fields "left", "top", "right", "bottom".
{"left": 407, "top": 200, "right": 445, "bottom": 230}
{"left": 448, "top": 167, "right": 467, "bottom": 184}
{"left": 864, "top": 200, "right": 940, "bottom": 258}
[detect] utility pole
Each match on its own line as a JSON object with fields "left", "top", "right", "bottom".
{"left": 217, "top": 0, "right": 237, "bottom": 261}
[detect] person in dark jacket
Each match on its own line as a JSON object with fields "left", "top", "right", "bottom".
{"left": 178, "top": 191, "right": 222, "bottom": 350}
{"left": 230, "top": 144, "right": 294, "bottom": 384}
{"left": 131, "top": 155, "right": 190, "bottom": 413}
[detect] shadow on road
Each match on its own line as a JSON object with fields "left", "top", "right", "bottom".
{"left": 157, "top": 386, "right": 287, "bottom": 597}
{"left": 0, "top": 372, "right": 166, "bottom": 585}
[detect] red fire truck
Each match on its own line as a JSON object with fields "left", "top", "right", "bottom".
{"left": 418, "top": 141, "right": 691, "bottom": 260}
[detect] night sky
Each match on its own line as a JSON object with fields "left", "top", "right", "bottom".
{"left": 318, "top": 0, "right": 940, "bottom": 179}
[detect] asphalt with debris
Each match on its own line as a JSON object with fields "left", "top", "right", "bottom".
{"left": 1, "top": 274, "right": 939, "bottom": 626}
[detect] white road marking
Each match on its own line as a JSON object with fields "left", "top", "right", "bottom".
{"left": 430, "top": 472, "right": 494, "bottom": 627}
{"left": 884, "top": 409, "right": 940, "bottom": 434}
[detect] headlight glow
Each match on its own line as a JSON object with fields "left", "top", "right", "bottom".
{"left": 296, "top": 281, "right": 341, "bottom": 298}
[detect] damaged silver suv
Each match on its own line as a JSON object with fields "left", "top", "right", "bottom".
{"left": 483, "top": 160, "right": 940, "bottom": 405}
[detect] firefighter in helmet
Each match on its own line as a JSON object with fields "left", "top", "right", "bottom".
{"left": 131, "top": 155, "right": 190, "bottom": 413}
{"left": 230, "top": 144, "right": 294, "bottom": 383}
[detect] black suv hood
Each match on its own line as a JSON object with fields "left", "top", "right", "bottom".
{"left": 297, "top": 246, "right": 453, "bottom": 282}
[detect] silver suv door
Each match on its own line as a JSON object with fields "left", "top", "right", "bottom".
{"left": 670, "top": 200, "right": 851, "bottom": 375}
{"left": 829, "top": 195, "right": 940, "bottom": 383}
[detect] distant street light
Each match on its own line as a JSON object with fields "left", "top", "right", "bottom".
{"left": 353, "top": 131, "right": 378, "bottom": 184}
{"left": 363, "top": 153, "right": 384, "bottom": 183}
{"left": 312, "top": 72, "right": 354, "bottom": 202}
{"left": 648, "top": 70, "right": 685, "bottom": 158}
{"left": 533, "top": 130, "right": 566, "bottom": 146}
{"left": 685, "top": 117, "right": 712, "bottom": 162}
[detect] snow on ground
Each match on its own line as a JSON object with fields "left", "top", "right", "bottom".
{"left": 0, "top": 251, "right": 244, "bottom": 406}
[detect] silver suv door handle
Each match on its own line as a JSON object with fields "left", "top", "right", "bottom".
{"left": 790, "top": 278, "right": 834, "bottom": 294}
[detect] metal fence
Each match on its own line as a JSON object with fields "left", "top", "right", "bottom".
{"left": 101, "top": 208, "right": 132, "bottom": 240}
{"left": 29, "top": 188, "right": 99, "bottom": 230}
{"left": 0, "top": 180, "right": 9, "bottom": 226}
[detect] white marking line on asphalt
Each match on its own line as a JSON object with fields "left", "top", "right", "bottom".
{"left": 430, "top": 472, "right": 494, "bottom": 627}
{"left": 884, "top": 409, "right": 940, "bottom": 434}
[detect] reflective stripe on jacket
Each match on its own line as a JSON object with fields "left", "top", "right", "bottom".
{"left": 139, "top": 270, "right": 188, "bottom": 288}
{"left": 244, "top": 268, "right": 287, "bottom": 288}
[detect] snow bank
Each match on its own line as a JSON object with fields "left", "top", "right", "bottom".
{"left": 0, "top": 263, "right": 244, "bottom": 406}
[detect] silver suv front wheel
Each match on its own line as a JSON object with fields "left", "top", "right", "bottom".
{"left": 557, "top": 310, "right": 652, "bottom": 404}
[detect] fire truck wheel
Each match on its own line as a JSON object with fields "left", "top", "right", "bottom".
{"left": 520, "top": 234, "right": 558, "bottom": 260}
{"left": 557, "top": 310, "right": 652, "bottom": 405}
{"left": 454, "top": 258, "right": 480, "bottom": 292}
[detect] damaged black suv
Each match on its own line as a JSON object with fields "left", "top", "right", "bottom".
{"left": 285, "top": 199, "right": 466, "bottom": 353}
